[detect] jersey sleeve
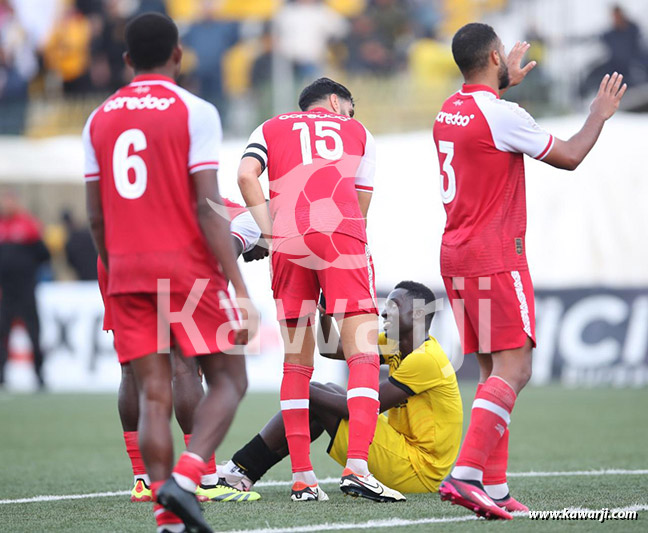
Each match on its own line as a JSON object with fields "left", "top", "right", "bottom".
{"left": 484, "top": 100, "right": 554, "bottom": 160}
{"left": 229, "top": 210, "right": 261, "bottom": 253}
{"left": 188, "top": 101, "right": 222, "bottom": 174}
{"left": 388, "top": 348, "right": 447, "bottom": 396}
{"left": 242, "top": 123, "right": 268, "bottom": 173}
{"left": 82, "top": 110, "right": 100, "bottom": 182}
{"left": 355, "top": 125, "right": 375, "bottom": 193}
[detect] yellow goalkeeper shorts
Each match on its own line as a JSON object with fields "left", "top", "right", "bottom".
{"left": 327, "top": 415, "right": 430, "bottom": 493}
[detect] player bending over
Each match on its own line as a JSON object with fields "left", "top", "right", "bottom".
{"left": 218, "top": 282, "right": 462, "bottom": 497}
{"left": 433, "top": 23, "right": 626, "bottom": 520}
{"left": 238, "top": 78, "right": 402, "bottom": 502}
{"left": 97, "top": 199, "right": 267, "bottom": 503}
{"left": 84, "top": 13, "right": 258, "bottom": 533}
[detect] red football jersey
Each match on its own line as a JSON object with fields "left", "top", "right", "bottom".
{"left": 83, "top": 74, "right": 223, "bottom": 294}
{"left": 242, "top": 107, "right": 375, "bottom": 249}
{"left": 433, "top": 84, "right": 554, "bottom": 277}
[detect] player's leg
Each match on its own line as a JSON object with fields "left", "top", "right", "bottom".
{"left": 220, "top": 382, "right": 344, "bottom": 491}
{"left": 441, "top": 273, "right": 534, "bottom": 519}
{"left": 0, "top": 299, "right": 16, "bottom": 387}
{"left": 336, "top": 312, "right": 380, "bottom": 476}
{"left": 328, "top": 415, "right": 418, "bottom": 497}
{"left": 128, "top": 352, "right": 175, "bottom": 489}
{"left": 271, "top": 244, "right": 324, "bottom": 499}
{"left": 322, "top": 235, "right": 403, "bottom": 501}
{"left": 480, "top": 272, "right": 534, "bottom": 512}
{"left": 169, "top": 351, "right": 248, "bottom": 490}
{"left": 21, "top": 296, "right": 45, "bottom": 389}
{"left": 481, "top": 341, "right": 532, "bottom": 513}
{"left": 110, "top": 292, "right": 189, "bottom": 531}
{"left": 118, "top": 362, "right": 152, "bottom": 501}
{"left": 131, "top": 353, "right": 195, "bottom": 532}
{"left": 279, "top": 321, "right": 330, "bottom": 500}
{"left": 474, "top": 353, "right": 523, "bottom": 508}
{"left": 321, "top": 236, "right": 381, "bottom": 479}
{"left": 171, "top": 351, "right": 203, "bottom": 435}
{"left": 170, "top": 351, "right": 219, "bottom": 490}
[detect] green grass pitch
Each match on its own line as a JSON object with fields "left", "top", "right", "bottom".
{"left": 1, "top": 385, "right": 647, "bottom": 532}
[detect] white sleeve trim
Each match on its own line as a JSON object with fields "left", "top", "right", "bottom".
{"left": 355, "top": 124, "right": 375, "bottom": 193}
{"left": 82, "top": 108, "right": 100, "bottom": 181}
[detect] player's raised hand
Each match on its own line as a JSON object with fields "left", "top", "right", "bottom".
{"left": 234, "top": 298, "right": 260, "bottom": 345}
{"left": 505, "top": 41, "right": 536, "bottom": 89}
{"left": 590, "top": 72, "right": 627, "bottom": 120}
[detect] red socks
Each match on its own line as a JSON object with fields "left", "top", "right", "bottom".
{"left": 484, "top": 426, "right": 509, "bottom": 486}
{"left": 346, "top": 353, "right": 380, "bottom": 461}
{"left": 478, "top": 381, "right": 509, "bottom": 486}
{"left": 123, "top": 431, "right": 147, "bottom": 477}
{"left": 280, "top": 363, "right": 314, "bottom": 473}
{"left": 455, "top": 376, "right": 516, "bottom": 474}
{"left": 172, "top": 451, "right": 208, "bottom": 492}
{"left": 153, "top": 503, "right": 183, "bottom": 530}
{"left": 184, "top": 434, "right": 216, "bottom": 477}
{"left": 152, "top": 483, "right": 182, "bottom": 531}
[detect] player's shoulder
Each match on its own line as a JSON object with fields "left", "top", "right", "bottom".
{"left": 407, "top": 336, "right": 454, "bottom": 374}
{"left": 158, "top": 82, "right": 220, "bottom": 123}
{"left": 474, "top": 92, "right": 537, "bottom": 126}
{"left": 84, "top": 88, "right": 122, "bottom": 128}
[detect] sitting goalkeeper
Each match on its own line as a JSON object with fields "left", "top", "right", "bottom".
{"left": 219, "top": 281, "right": 463, "bottom": 494}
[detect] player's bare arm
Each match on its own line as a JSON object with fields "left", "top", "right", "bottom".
{"left": 309, "top": 378, "right": 410, "bottom": 421}
{"left": 356, "top": 191, "right": 372, "bottom": 224}
{"left": 231, "top": 236, "right": 244, "bottom": 258}
{"left": 544, "top": 72, "right": 627, "bottom": 170}
{"left": 85, "top": 181, "right": 108, "bottom": 267}
{"left": 193, "top": 169, "right": 258, "bottom": 344}
{"left": 237, "top": 158, "right": 273, "bottom": 241}
{"left": 499, "top": 41, "right": 536, "bottom": 96}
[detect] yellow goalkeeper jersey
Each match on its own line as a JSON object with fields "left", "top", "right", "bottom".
{"left": 378, "top": 332, "right": 463, "bottom": 491}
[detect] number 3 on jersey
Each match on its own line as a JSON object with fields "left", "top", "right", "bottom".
{"left": 113, "top": 128, "right": 147, "bottom": 199}
{"left": 439, "top": 140, "right": 456, "bottom": 204}
{"left": 293, "top": 121, "right": 344, "bottom": 165}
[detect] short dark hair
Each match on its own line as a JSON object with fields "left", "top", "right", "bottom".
{"left": 451, "top": 22, "right": 499, "bottom": 76}
{"left": 394, "top": 281, "right": 437, "bottom": 326}
{"left": 125, "top": 13, "right": 178, "bottom": 71}
{"left": 298, "top": 77, "right": 353, "bottom": 111}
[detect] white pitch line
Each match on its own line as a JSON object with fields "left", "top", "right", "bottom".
{"left": 256, "top": 469, "right": 648, "bottom": 488}
{"left": 0, "top": 490, "right": 130, "bottom": 504}
{"left": 1, "top": 469, "right": 646, "bottom": 505}
{"left": 219, "top": 505, "right": 648, "bottom": 533}
{"left": 508, "top": 469, "right": 648, "bottom": 478}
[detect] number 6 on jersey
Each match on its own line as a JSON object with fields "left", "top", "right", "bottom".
{"left": 113, "top": 128, "right": 148, "bottom": 200}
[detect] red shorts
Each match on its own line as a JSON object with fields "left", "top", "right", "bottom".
{"left": 108, "top": 277, "right": 238, "bottom": 364}
{"left": 442, "top": 270, "right": 536, "bottom": 355}
{"left": 271, "top": 233, "right": 378, "bottom": 322}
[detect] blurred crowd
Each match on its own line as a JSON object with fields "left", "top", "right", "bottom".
{"left": 1, "top": 0, "right": 648, "bottom": 135}
{"left": 0, "top": 0, "right": 460, "bottom": 133}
